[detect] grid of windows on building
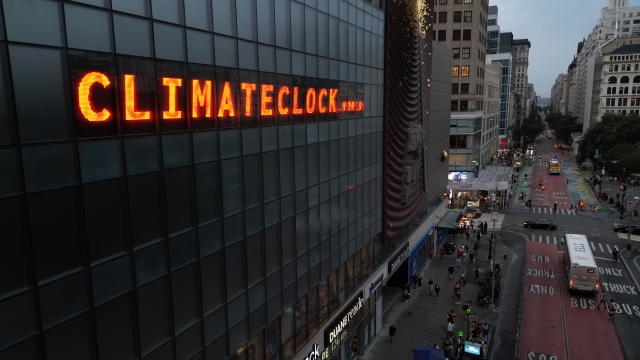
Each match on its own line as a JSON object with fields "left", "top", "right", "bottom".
{"left": 0, "top": 1, "right": 388, "bottom": 360}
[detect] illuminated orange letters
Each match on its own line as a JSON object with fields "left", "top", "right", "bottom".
{"left": 329, "top": 89, "right": 338, "bottom": 113}
{"left": 292, "top": 87, "right": 303, "bottom": 115}
{"left": 192, "top": 80, "right": 212, "bottom": 118}
{"left": 162, "top": 77, "right": 182, "bottom": 119}
{"left": 305, "top": 88, "right": 316, "bottom": 114}
{"left": 241, "top": 83, "right": 256, "bottom": 116}
{"left": 218, "top": 82, "right": 235, "bottom": 117}
{"left": 318, "top": 88, "right": 327, "bottom": 114}
{"left": 125, "top": 74, "right": 151, "bottom": 120}
{"left": 261, "top": 85, "right": 274, "bottom": 116}
{"left": 78, "top": 72, "right": 111, "bottom": 121}
{"left": 278, "top": 86, "right": 290, "bottom": 115}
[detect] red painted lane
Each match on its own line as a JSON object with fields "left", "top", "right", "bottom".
{"left": 531, "top": 153, "right": 572, "bottom": 209}
{"left": 519, "top": 242, "right": 567, "bottom": 360}
{"left": 559, "top": 264, "right": 624, "bottom": 359}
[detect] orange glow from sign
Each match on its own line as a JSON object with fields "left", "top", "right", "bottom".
{"left": 318, "top": 88, "right": 327, "bottom": 114}
{"left": 78, "top": 72, "right": 111, "bottom": 121}
{"left": 125, "top": 74, "right": 151, "bottom": 120}
{"left": 261, "top": 85, "right": 274, "bottom": 116}
{"left": 162, "top": 77, "right": 182, "bottom": 119}
{"left": 278, "top": 86, "right": 290, "bottom": 115}
{"left": 292, "top": 87, "right": 303, "bottom": 115}
{"left": 192, "top": 80, "right": 212, "bottom": 118}
{"left": 241, "top": 82, "right": 256, "bottom": 116}
{"left": 218, "top": 82, "right": 235, "bottom": 117}
{"left": 306, "top": 88, "right": 316, "bottom": 114}
{"left": 329, "top": 89, "right": 338, "bottom": 113}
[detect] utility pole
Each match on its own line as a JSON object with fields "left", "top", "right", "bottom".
{"left": 489, "top": 213, "right": 497, "bottom": 313}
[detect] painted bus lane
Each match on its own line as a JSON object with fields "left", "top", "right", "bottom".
{"left": 518, "top": 242, "right": 567, "bottom": 360}
{"left": 530, "top": 156, "right": 572, "bottom": 209}
{"left": 559, "top": 259, "right": 625, "bottom": 359}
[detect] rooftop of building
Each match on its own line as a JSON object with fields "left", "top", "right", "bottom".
{"left": 488, "top": 5, "right": 498, "bottom": 15}
{"left": 607, "top": 44, "right": 640, "bottom": 55}
{"left": 513, "top": 38, "right": 532, "bottom": 48}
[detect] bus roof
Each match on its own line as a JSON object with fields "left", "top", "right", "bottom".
{"left": 549, "top": 159, "right": 561, "bottom": 164}
{"left": 565, "top": 234, "right": 597, "bottom": 267}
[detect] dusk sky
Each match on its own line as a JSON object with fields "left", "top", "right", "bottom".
{"left": 489, "top": 0, "right": 640, "bottom": 98}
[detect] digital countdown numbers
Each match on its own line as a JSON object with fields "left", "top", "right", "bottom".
{"left": 70, "top": 54, "right": 365, "bottom": 138}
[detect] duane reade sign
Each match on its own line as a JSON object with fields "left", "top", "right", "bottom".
{"left": 324, "top": 293, "right": 364, "bottom": 348}
{"left": 388, "top": 243, "right": 410, "bottom": 274}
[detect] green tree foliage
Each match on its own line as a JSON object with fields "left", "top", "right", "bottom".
{"left": 577, "top": 113, "right": 640, "bottom": 173}
{"left": 510, "top": 111, "right": 545, "bottom": 147}
{"left": 545, "top": 113, "right": 582, "bottom": 143}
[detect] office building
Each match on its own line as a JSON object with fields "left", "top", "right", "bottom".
{"left": 486, "top": 52, "right": 512, "bottom": 140}
{"left": 433, "top": 0, "right": 489, "bottom": 177}
{"left": 0, "top": 1, "right": 452, "bottom": 360}
{"left": 486, "top": 5, "right": 499, "bottom": 54}
{"left": 481, "top": 63, "right": 501, "bottom": 166}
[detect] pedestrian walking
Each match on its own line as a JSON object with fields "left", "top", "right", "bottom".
{"left": 454, "top": 288, "right": 461, "bottom": 304}
{"left": 435, "top": 284, "right": 440, "bottom": 299}
{"left": 553, "top": 202, "right": 558, "bottom": 213}
{"left": 470, "top": 313, "right": 478, "bottom": 328}
{"left": 608, "top": 299, "right": 617, "bottom": 318}
{"left": 613, "top": 248, "right": 619, "bottom": 262}
{"left": 412, "top": 273, "right": 418, "bottom": 289}
{"left": 388, "top": 324, "right": 396, "bottom": 342}
{"left": 405, "top": 284, "right": 411, "bottom": 302}
{"left": 418, "top": 273, "right": 423, "bottom": 287}
{"left": 448, "top": 264, "right": 455, "bottom": 278}
{"left": 429, "top": 279, "right": 434, "bottom": 295}
{"left": 455, "top": 258, "right": 461, "bottom": 272}
{"left": 466, "top": 231, "right": 470, "bottom": 240}
{"left": 569, "top": 204, "right": 574, "bottom": 215}
{"left": 440, "top": 249, "right": 445, "bottom": 262}
{"left": 483, "top": 222, "right": 487, "bottom": 234}
{"left": 476, "top": 231, "right": 481, "bottom": 242}
{"left": 462, "top": 250, "right": 468, "bottom": 262}
{"left": 597, "top": 290, "right": 607, "bottom": 310}
{"left": 430, "top": 247, "right": 434, "bottom": 258}
{"left": 475, "top": 266, "right": 480, "bottom": 281}
{"left": 446, "top": 321, "right": 455, "bottom": 338}
{"left": 402, "top": 286, "right": 409, "bottom": 302}
{"left": 459, "top": 273, "right": 466, "bottom": 286}
{"left": 469, "top": 251, "right": 475, "bottom": 264}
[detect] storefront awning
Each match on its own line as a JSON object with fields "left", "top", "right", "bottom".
{"left": 436, "top": 210, "right": 462, "bottom": 230}
{"left": 447, "top": 165, "right": 511, "bottom": 192}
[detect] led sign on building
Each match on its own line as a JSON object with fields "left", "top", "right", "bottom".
{"left": 69, "top": 53, "right": 365, "bottom": 138}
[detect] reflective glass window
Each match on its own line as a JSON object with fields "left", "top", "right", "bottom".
{"left": 185, "top": 0, "right": 213, "bottom": 31}
{"left": 187, "top": 29, "right": 215, "bottom": 65}
{"left": 236, "top": 0, "right": 257, "bottom": 41}
{"left": 137, "top": 277, "right": 173, "bottom": 356}
{"left": 22, "top": 144, "right": 77, "bottom": 193}
{"left": 154, "top": 22, "right": 186, "bottom": 61}
{"left": 4, "top": 0, "right": 65, "bottom": 46}
{"left": 151, "top": 0, "right": 185, "bottom": 24}
{"left": 257, "top": 0, "right": 276, "bottom": 44}
{"left": 64, "top": 3, "right": 114, "bottom": 52}
{"left": 113, "top": 14, "right": 154, "bottom": 57}
{"left": 112, "top": 0, "right": 151, "bottom": 17}
{"left": 275, "top": 0, "right": 291, "bottom": 48}
{"left": 215, "top": 35, "right": 239, "bottom": 68}
{"left": 10, "top": 45, "right": 72, "bottom": 143}
{"left": 212, "top": 0, "right": 237, "bottom": 36}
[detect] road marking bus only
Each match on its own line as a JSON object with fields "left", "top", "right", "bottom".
{"left": 570, "top": 298, "right": 640, "bottom": 316}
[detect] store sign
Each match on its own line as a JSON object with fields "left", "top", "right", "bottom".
{"left": 302, "top": 344, "right": 320, "bottom": 360}
{"left": 369, "top": 274, "right": 384, "bottom": 295}
{"left": 388, "top": 243, "right": 410, "bottom": 274}
{"left": 324, "top": 292, "right": 364, "bottom": 348}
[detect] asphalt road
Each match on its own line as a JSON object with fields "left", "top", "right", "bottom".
{"left": 497, "top": 135, "right": 640, "bottom": 359}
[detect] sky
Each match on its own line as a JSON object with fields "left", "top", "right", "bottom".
{"left": 489, "top": 0, "right": 640, "bottom": 98}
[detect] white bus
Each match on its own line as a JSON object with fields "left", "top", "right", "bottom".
{"left": 563, "top": 234, "right": 600, "bottom": 293}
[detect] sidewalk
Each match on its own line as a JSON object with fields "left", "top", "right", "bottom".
{"left": 361, "top": 234, "right": 511, "bottom": 360}
{"left": 509, "top": 166, "right": 531, "bottom": 212}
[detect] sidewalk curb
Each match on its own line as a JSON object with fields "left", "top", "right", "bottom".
{"left": 620, "top": 254, "right": 640, "bottom": 293}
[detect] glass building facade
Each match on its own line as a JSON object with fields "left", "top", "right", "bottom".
{"left": 0, "top": 1, "right": 389, "bottom": 360}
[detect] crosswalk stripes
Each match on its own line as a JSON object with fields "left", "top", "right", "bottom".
{"left": 528, "top": 235, "right": 619, "bottom": 255}
{"left": 528, "top": 207, "right": 576, "bottom": 215}
{"left": 616, "top": 232, "right": 640, "bottom": 242}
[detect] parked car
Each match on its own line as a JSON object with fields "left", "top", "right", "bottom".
{"left": 613, "top": 224, "right": 640, "bottom": 234}
{"left": 465, "top": 207, "right": 482, "bottom": 218}
{"left": 522, "top": 219, "right": 557, "bottom": 230}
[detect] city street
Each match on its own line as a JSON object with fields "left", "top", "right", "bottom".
{"left": 500, "top": 135, "right": 640, "bottom": 359}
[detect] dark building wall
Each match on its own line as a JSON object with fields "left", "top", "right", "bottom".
{"left": 427, "top": 42, "right": 452, "bottom": 200}
{"left": 382, "top": 0, "right": 433, "bottom": 243}
{"left": 0, "top": 1, "right": 386, "bottom": 360}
